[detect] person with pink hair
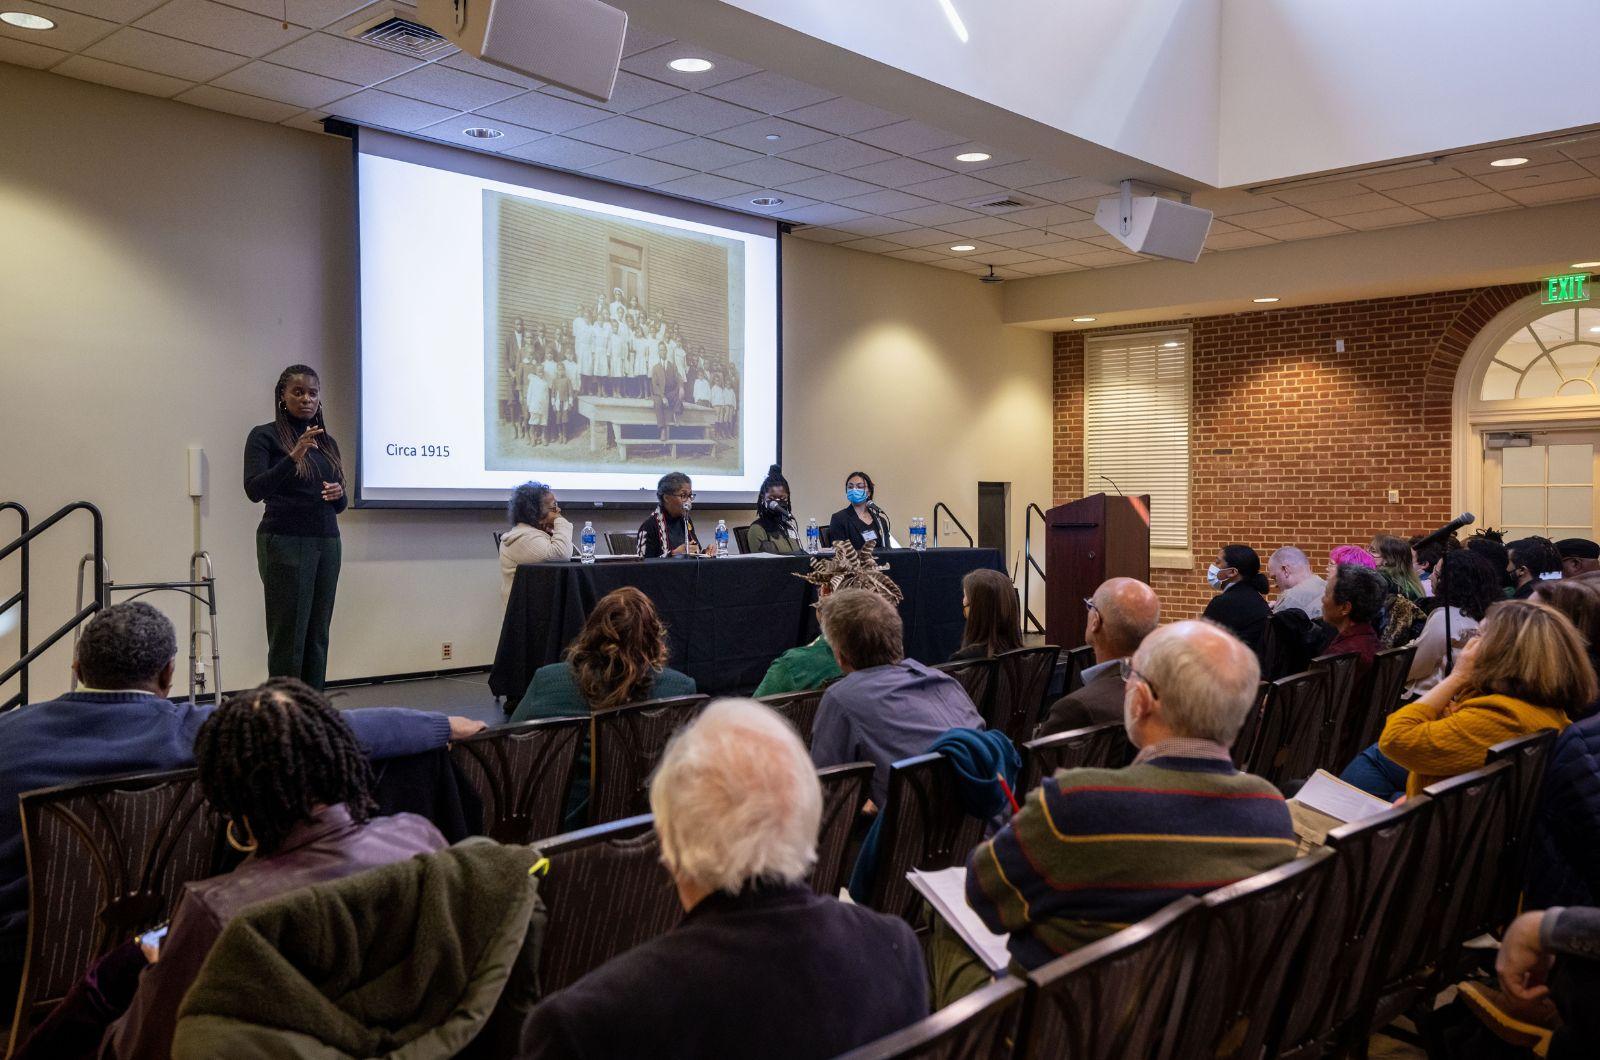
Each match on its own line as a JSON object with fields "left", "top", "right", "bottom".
{"left": 1327, "top": 544, "right": 1378, "bottom": 579}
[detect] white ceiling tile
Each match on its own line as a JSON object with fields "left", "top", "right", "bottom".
{"left": 991, "top": 267, "right": 1030, "bottom": 279}
{"left": 651, "top": 172, "right": 760, "bottom": 202}
{"left": 1030, "top": 217, "right": 1103, "bottom": 239}
{"left": 1205, "top": 230, "right": 1277, "bottom": 250}
{"left": 1223, "top": 204, "right": 1321, "bottom": 229}
{"left": 263, "top": 30, "right": 417, "bottom": 80}
{"left": 828, "top": 215, "right": 914, "bottom": 237}
{"left": 1355, "top": 164, "right": 1462, "bottom": 191}
{"left": 541, "top": 70, "right": 683, "bottom": 113}
{"left": 983, "top": 228, "right": 1064, "bottom": 249}
{"left": 621, "top": 25, "right": 672, "bottom": 56}
{"left": 1, "top": 3, "right": 117, "bottom": 50}
{"left": 884, "top": 247, "right": 946, "bottom": 263}
{"left": 1502, "top": 176, "right": 1600, "bottom": 206}
{"left": 628, "top": 93, "right": 761, "bottom": 134}
{"left": 853, "top": 119, "right": 965, "bottom": 155}
{"left": 326, "top": 88, "right": 458, "bottom": 131}
{"left": 780, "top": 95, "right": 899, "bottom": 135}
{"left": 564, "top": 114, "right": 688, "bottom": 151}
{"left": 971, "top": 159, "right": 1073, "bottom": 189}
{"left": 280, "top": 108, "right": 331, "bottom": 133}
{"left": 84, "top": 26, "right": 248, "bottom": 81}
{"left": 642, "top": 137, "right": 759, "bottom": 170}
{"left": 928, "top": 257, "right": 984, "bottom": 272}
{"left": 1008, "top": 259, "right": 1080, "bottom": 276}
{"left": 1197, "top": 189, "right": 1284, "bottom": 215}
{"left": 977, "top": 248, "right": 1044, "bottom": 266}
{"left": 621, "top": 43, "right": 759, "bottom": 90}
{"left": 1384, "top": 176, "right": 1494, "bottom": 204}
{"left": 1020, "top": 176, "right": 1118, "bottom": 203}
{"left": 715, "top": 156, "right": 823, "bottom": 187}
{"left": 778, "top": 173, "right": 881, "bottom": 201}
{"left": 212, "top": 60, "right": 357, "bottom": 108}
{"left": 702, "top": 70, "right": 833, "bottom": 113}
{"left": 1336, "top": 205, "right": 1430, "bottom": 230}
{"left": 901, "top": 172, "right": 1008, "bottom": 203}
{"left": 1063, "top": 248, "right": 1143, "bottom": 267}
{"left": 1477, "top": 160, "right": 1593, "bottom": 191}
{"left": 46, "top": 0, "right": 166, "bottom": 23}
{"left": 477, "top": 91, "right": 610, "bottom": 133}
{"left": 211, "top": 0, "right": 373, "bottom": 29}
{"left": 1079, "top": 234, "right": 1129, "bottom": 250}
{"left": 835, "top": 188, "right": 934, "bottom": 214}
{"left": 176, "top": 82, "right": 302, "bottom": 120}
{"left": 1560, "top": 138, "right": 1600, "bottom": 161}
{"left": 417, "top": 115, "right": 543, "bottom": 150}
{"left": 776, "top": 137, "right": 895, "bottom": 172}
{"left": 912, "top": 142, "right": 1025, "bottom": 170}
{"left": 134, "top": 0, "right": 308, "bottom": 57}
{"left": 844, "top": 156, "right": 950, "bottom": 188}
{"left": 504, "top": 136, "right": 624, "bottom": 169}
{"left": 790, "top": 227, "right": 855, "bottom": 244}
{"left": 875, "top": 227, "right": 957, "bottom": 247}
{"left": 54, "top": 54, "right": 190, "bottom": 96}
{"left": 836, "top": 236, "right": 902, "bottom": 253}
{"left": 942, "top": 215, "right": 1026, "bottom": 237}
{"left": 1252, "top": 218, "right": 1349, "bottom": 241}
{"left": 779, "top": 203, "right": 868, "bottom": 226}
{"left": 585, "top": 155, "right": 695, "bottom": 187}
{"left": 709, "top": 117, "right": 832, "bottom": 153}
{"left": 438, "top": 50, "right": 540, "bottom": 88}
{"left": 378, "top": 63, "right": 521, "bottom": 110}
{"left": 1297, "top": 192, "right": 1399, "bottom": 218}
{"left": 0, "top": 34, "right": 68, "bottom": 67}
{"left": 1268, "top": 179, "right": 1372, "bottom": 205}
{"left": 888, "top": 202, "right": 982, "bottom": 226}
{"left": 1026, "top": 239, "right": 1103, "bottom": 258}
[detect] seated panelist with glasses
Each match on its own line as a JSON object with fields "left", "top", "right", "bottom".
{"left": 635, "top": 471, "right": 718, "bottom": 558}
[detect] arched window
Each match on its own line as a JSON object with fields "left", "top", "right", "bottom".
{"left": 1477, "top": 306, "right": 1600, "bottom": 404}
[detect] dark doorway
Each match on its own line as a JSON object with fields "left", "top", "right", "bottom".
{"left": 977, "top": 482, "right": 1008, "bottom": 558}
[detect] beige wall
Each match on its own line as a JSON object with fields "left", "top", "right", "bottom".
{"left": 0, "top": 63, "right": 1052, "bottom": 702}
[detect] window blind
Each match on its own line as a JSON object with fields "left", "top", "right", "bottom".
{"left": 1083, "top": 328, "right": 1191, "bottom": 549}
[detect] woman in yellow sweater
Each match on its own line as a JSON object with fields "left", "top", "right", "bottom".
{"left": 1381, "top": 599, "right": 1593, "bottom": 797}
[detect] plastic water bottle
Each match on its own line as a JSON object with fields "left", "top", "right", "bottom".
{"left": 715, "top": 519, "right": 729, "bottom": 557}
{"left": 580, "top": 521, "right": 596, "bottom": 564}
{"left": 806, "top": 518, "right": 820, "bottom": 554}
{"left": 910, "top": 516, "right": 927, "bottom": 551}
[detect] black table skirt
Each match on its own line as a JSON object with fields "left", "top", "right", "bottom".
{"left": 489, "top": 548, "right": 1006, "bottom": 703}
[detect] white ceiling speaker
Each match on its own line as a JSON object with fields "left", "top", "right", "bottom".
{"left": 1093, "top": 180, "right": 1214, "bottom": 263}
{"left": 415, "top": 0, "right": 627, "bottom": 102}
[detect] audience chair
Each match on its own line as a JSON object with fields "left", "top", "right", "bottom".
{"left": 588, "top": 695, "right": 710, "bottom": 825}
{"left": 1421, "top": 760, "right": 1513, "bottom": 980}
{"left": 835, "top": 976, "right": 1027, "bottom": 1060}
{"left": 1230, "top": 681, "right": 1271, "bottom": 768}
{"left": 818, "top": 526, "right": 834, "bottom": 548}
{"left": 1174, "top": 847, "right": 1336, "bottom": 1060}
{"left": 812, "top": 763, "right": 874, "bottom": 898}
{"left": 1261, "top": 609, "right": 1321, "bottom": 680}
{"left": 1017, "top": 722, "right": 1133, "bottom": 794}
{"left": 934, "top": 657, "right": 998, "bottom": 727}
{"left": 1486, "top": 728, "right": 1560, "bottom": 928}
{"left": 864, "top": 754, "right": 988, "bottom": 924}
{"left": 1273, "top": 797, "right": 1434, "bottom": 1059}
{"left": 1349, "top": 645, "right": 1417, "bottom": 763}
{"left": 449, "top": 716, "right": 585, "bottom": 844}
{"left": 758, "top": 687, "right": 827, "bottom": 749}
{"left": 533, "top": 814, "right": 680, "bottom": 997}
{"left": 604, "top": 531, "right": 637, "bottom": 556}
{"left": 1061, "top": 644, "right": 1096, "bottom": 694}
{"left": 1244, "top": 668, "right": 1330, "bottom": 785}
{"left": 1016, "top": 896, "right": 1202, "bottom": 1060}
{"left": 733, "top": 524, "right": 751, "bottom": 555}
{"left": 9, "top": 769, "right": 227, "bottom": 1050}
{"left": 990, "top": 646, "right": 1061, "bottom": 744}
{"left": 1309, "top": 651, "right": 1362, "bottom": 772}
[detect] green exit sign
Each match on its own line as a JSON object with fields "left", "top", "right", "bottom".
{"left": 1543, "top": 272, "right": 1590, "bottom": 304}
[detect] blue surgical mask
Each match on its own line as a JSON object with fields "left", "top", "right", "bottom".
{"left": 846, "top": 487, "right": 868, "bottom": 505}
{"left": 1206, "top": 563, "right": 1223, "bottom": 590}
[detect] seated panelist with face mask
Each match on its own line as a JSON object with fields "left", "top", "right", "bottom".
{"left": 746, "top": 465, "right": 801, "bottom": 555}
{"left": 828, "top": 470, "right": 892, "bottom": 552}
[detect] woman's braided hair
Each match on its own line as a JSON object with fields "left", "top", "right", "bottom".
{"left": 194, "top": 677, "right": 376, "bottom": 854}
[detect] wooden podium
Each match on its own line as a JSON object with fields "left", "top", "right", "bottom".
{"left": 1045, "top": 493, "right": 1151, "bottom": 650}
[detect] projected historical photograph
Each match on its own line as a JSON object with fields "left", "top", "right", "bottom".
{"left": 482, "top": 189, "right": 747, "bottom": 475}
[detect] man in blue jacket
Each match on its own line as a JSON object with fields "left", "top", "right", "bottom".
{"left": 0, "top": 602, "right": 484, "bottom": 1001}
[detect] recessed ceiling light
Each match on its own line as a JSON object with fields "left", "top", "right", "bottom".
{"left": 0, "top": 11, "right": 54, "bottom": 29}
{"left": 955, "top": 151, "right": 991, "bottom": 163}
{"left": 764, "top": 133, "right": 781, "bottom": 142}
{"left": 1573, "top": 261, "right": 1600, "bottom": 269}
{"left": 950, "top": 244, "right": 976, "bottom": 252}
{"left": 1489, "top": 157, "right": 1529, "bottom": 167}
{"left": 463, "top": 127, "right": 503, "bottom": 139}
{"left": 668, "top": 57, "right": 714, "bottom": 73}
{"left": 1071, "top": 316, "right": 1096, "bottom": 323}
{"left": 1253, "top": 297, "right": 1280, "bottom": 303}
{"left": 750, "top": 196, "right": 783, "bottom": 207}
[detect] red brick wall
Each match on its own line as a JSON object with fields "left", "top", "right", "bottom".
{"left": 1052, "top": 283, "right": 1534, "bottom": 620}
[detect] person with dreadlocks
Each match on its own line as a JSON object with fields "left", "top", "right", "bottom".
{"left": 745, "top": 464, "right": 801, "bottom": 555}
{"left": 244, "top": 365, "right": 347, "bottom": 690}
{"left": 752, "top": 542, "right": 905, "bottom": 697}
{"left": 102, "top": 679, "right": 448, "bottom": 1060}
{"left": 636, "top": 470, "right": 717, "bottom": 558}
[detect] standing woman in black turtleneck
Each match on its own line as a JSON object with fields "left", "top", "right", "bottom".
{"left": 244, "top": 365, "right": 347, "bottom": 690}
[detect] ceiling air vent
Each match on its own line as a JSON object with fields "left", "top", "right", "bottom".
{"left": 963, "top": 192, "right": 1042, "bottom": 214}
{"left": 354, "top": 15, "right": 454, "bottom": 59}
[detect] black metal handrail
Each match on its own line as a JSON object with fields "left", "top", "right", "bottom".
{"left": 931, "top": 502, "right": 973, "bottom": 548}
{"left": 1022, "top": 503, "right": 1048, "bottom": 634}
{"left": 1, "top": 502, "right": 29, "bottom": 709}
{"left": 0, "top": 502, "right": 104, "bottom": 711}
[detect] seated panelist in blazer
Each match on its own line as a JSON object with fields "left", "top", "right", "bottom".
{"left": 828, "top": 471, "right": 892, "bottom": 551}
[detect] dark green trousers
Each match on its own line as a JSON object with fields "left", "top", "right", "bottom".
{"left": 257, "top": 532, "right": 340, "bottom": 690}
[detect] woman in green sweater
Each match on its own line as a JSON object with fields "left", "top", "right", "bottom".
{"left": 511, "top": 587, "right": 694, "bottom": 829}
{"left": 753, "top": 542, "right": 904, "bottom": 697}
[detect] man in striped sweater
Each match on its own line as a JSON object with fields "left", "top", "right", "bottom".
{"left": 947, "top": 620, "right": 1297, "bottom": 993}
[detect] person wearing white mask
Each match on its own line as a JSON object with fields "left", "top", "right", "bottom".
{"left": 1200, "top": 544, "right": 1271, "bottom": 656}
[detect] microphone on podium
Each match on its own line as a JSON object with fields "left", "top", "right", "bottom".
{"left": 1099, "top": 474, "right": 1124, "bottom": 496}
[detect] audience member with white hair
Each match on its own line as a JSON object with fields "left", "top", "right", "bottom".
{"left": 932, "top": 620, "right": 1297, "bottom": 1005}
{"left": 1038, "top": 577, "right": 1161, "bottom": 735}
{"left": 1268, "top": 546, "right": 1326, "bottom": 618}
{"left": 520, "top": 699, "right": 927, "bottom": 1059}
